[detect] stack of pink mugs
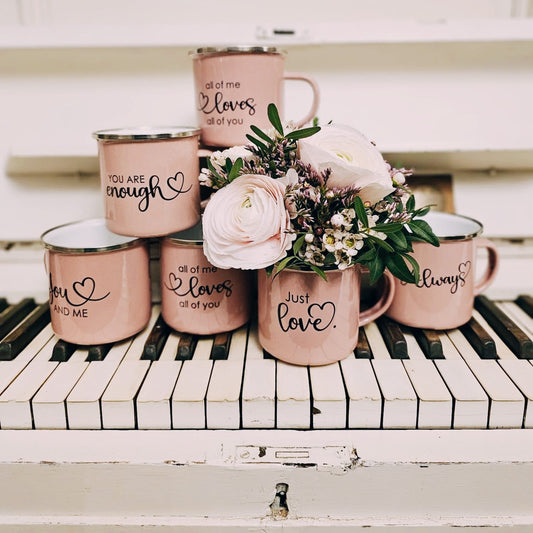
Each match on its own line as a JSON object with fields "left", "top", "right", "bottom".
{"left": 42, "top": 46, "right": 319, "bottom": 346}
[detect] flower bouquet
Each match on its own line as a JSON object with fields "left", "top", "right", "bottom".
{"left": 200, "top": 104, "right": 439, "bottom": 283}
{"left": 199, "top": 104, "right": 439, "bottom": 365}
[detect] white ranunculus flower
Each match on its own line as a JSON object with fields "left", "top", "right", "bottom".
{"left": 298, "top": 124, "right": 395, "bottom": 205}
{"left": 202, "top": 174, "right": 295, "bottom": 270}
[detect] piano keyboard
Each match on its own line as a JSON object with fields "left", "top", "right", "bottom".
{"left": 0, "top": 295, "right": 532, "bottom": 431}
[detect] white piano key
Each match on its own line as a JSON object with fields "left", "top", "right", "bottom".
{"left": 436, "top": 333, "right": 489, "bottom": 429}
{"left": 0, "top": 324, "right": 54, "bottom": 395}
{"left": 242, "top": 358, "right": 276, "bottom": 428}
{"left": 32, "top": 348, "right": 89, "bottom": 429}
{"left": 276, "top": 360, "right": 311, "bottom": 429}
{"left": 226, "top": 325, "right": 248, "bottom": 360}
{"left": 137, "top": 360, "right": 182, "bottom": 430}
{"left": 241, "top": 325, "right": 276, "bottom": 428}
{"left": 101, "top": 309, "right": 160, "bottom": 429}
{"left": 158, "top": 331, "right": 181, "bottom": 361}
{"left": 172, "top": 359, "right": 213, "bottom": 429}
{"left": 101, "top": 360, "right": 150, "bottom": 429}
{"left": 498, "top": 301, "right": 533, "bottom": 338}
{"left": 206, "top": 359, "right": 244, "bottom": 429}
{"left": 0, "top": 337, "right": 58, "bottom": 429}
{"left": 206, "top": 326, "right": 248, "bottom": 428}
{"left": 66, "top": 340, "right": 131, "bottom": 429}
{"left": 244, "top": 322, "right": 264, "bottom": 359}
{"left": 498, "top": 359, "right": 533, "bottom": 427}
{"left": 371, "top": 359, "right": 417, "bottom": 429}
{"left": 341, "top": 357, "right": 382, "bottom": 429}
{"left": 309, "top": 362, "right": 346, "bottom": 429}
{"left": 363, "top": 322, "right": 390, "bottom": 359}
{"left": 402, "top": 331, "right": 452, "bottom": 429}
{"left": 365, "top": 322, "right": 417, "bottom": 429}
{"left": 447, "top": 328, "right": 525, "bottom": 429}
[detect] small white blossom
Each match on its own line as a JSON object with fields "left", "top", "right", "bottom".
{"left": 304, "top": 233, "right": 315, "bottom": 243}
{"left": 330, "top": 213, "right": 344, "bottom": 227}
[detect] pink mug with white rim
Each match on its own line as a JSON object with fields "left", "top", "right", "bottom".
{"left": 160, "top": 222, "right": 253, "bottom": 335}
{"left": 385, "top": 212, "right": 499, "bottom": 330}
{"left": 258, "top": 265, "right": 395, "bottom": 366}
{"left": 190, "top": 46, "right": 320, "bottom": 147}
{"left": 93, "top": 126, "right": 203, "bottom": 238}
{"left": 42, "top": 218, "right": 151, "bottom": 345}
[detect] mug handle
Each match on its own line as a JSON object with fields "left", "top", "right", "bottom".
{"left": 198, "top": 148, "right": 213, "bottom": 158}
{"left": 473, "top": 238, "right": 499, "bottom": 296}
{"left": 283, "top": 72, "right": 320, "bottom": 127}
{"left": 359, "top": 270, "right": 395, "bottom": 326}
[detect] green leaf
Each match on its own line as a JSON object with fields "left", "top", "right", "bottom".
{"left": 365, "top": 255, "right": 385, "bottom": 284}
{"left": 384, "top": 254, "right": 416, "bottom": 284}
{"left": 267, "top": 103, "right": 284, "bottom": 136}
{"left": 387, "top": 230, "right": 410, "bottom": 252}
{"left": 250, "top": 125, "right": 275, "bottom": 145}
{"left": 355, "top": 247, "right": 376, "bottom": 263}
{"left": 371, "top": 222, "right": 403, "bottom": 234}
{"left": 292, "top": 235, "right": 306, "bottom": 256}
{"left": 273, "top": 256, "right": 296, "bottom": 277}
{"left": 353, "top": 196, "right": 369, "bottom": 227}
{"left": 310, "top": 264, "right": 328, "bottom": 281}
{"left": 406, "top": 194, "right": 415, "bottom": 211}
{"left": 227, "top": 157, "right": 243, "bottom": 181}
{"left": 367, "top": 235, "right": 395, "bottom": 252}
{"left": 245, "top": 134, "right": 268, "bottom": 154}
{"left": 414, "top": 206, "right": 430, "bottom": 218}
{"left": 206, "top": 159, "right": 223, "bottom": 181}
{"left": 409, "top": 219, "right": 440, "bottom": 247}
{"left": 401, "top": 252, "right": 421, "bottom": 284}
{"left": 285, "top": 126, "right": 321, "bottom": 140}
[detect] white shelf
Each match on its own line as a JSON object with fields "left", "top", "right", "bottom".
{"left": 1, "top": 18, "right": 533, "bottom": 50}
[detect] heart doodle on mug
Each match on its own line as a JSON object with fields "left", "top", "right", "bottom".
{"left": 308, "top": 301, "right": 336, "bottom": 331}
{"left": 70, "top": 276, "right": 110, "bottom": 307}
{"left": 458, "top": 260, "right": 472, "bottom": 279}
{"left": 198, "top": 92, "right": 210, "bottom": 112}
{"left": 165, "top": 272, "right": 184, "bottom": 293}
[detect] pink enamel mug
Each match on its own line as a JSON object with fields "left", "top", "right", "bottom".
{"left": 93, "top": 126, "right": 202, "bottom": 237}
{"left": 386, "top": 212, "right": 499, "bottom": 329}
{"left": 42, "top": 218, "right": 151, "bottom": 345}
{"left": 190, "top": 46, "right": 320, "bottom": 147}
{"left": 160, "top": 222, "right": 253, "bottom": 335}
{"left": 258, "top": 266, "right": 395, "bottom": 366}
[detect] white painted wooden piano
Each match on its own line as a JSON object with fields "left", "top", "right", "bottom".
{"left": 2, "top": 1, "right": 533, "bottom": 530}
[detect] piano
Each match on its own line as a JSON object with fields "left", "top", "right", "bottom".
{"left": 2, "top": 3, "right": 533, "bottom": 530}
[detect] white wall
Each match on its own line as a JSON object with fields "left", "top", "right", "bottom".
{"left": 1, "top": 0, "right": 532, "bottom": 241}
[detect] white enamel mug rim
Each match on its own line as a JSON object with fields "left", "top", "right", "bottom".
{"left": 41, "top": 218, "right": 144, "bottom": 254}
{"left": 92, "top": 125, "right": 201, "bottom": 141}
{"left": 421, "top": 212, "right": 483, "bottom": 241}
{"left": 189, "top": 45, "right": 286, "bottom": 58}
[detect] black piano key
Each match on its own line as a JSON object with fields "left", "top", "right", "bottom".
{"left": 459, "top": 317, "right": 497, "bottom": 359}
{"left": 211, "top": 332, "right": 231, "bottom": 360}
{"left": 515, "top": 295, "right": 533, "bottom": 318}
{"left": 0, "top": 298, "right": 9, "bottom": 314}
{"left": 411, "top": 327, "right": 444, "bottom": 359}
{"left": 376, "top": 316, "right": 408, "bottom": 359}
{"left": 176, "top": 334, "right": 197, "bottom": 360}
{"left": 263, "top": 350, "right": 276, "bottom": 359}
{"left": 355, "top": 327, "right": 372, "bottom": 359}
{"left": 87, "top": 343, "right": 114, "bottom": 361}
{"left": 50, "top": 339, "right": 77, "bottom": 362}
{"left": 142, "top": 314, "right": 171, "bottom": 361}
{"left": 475, "top": 295, "right": 533, "bottom": 359}
{"left": 0, "top": 297, "right": 36, "bottom": 339}
{"left": 0, "top": 303, "right": 51, "bottom": 360}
